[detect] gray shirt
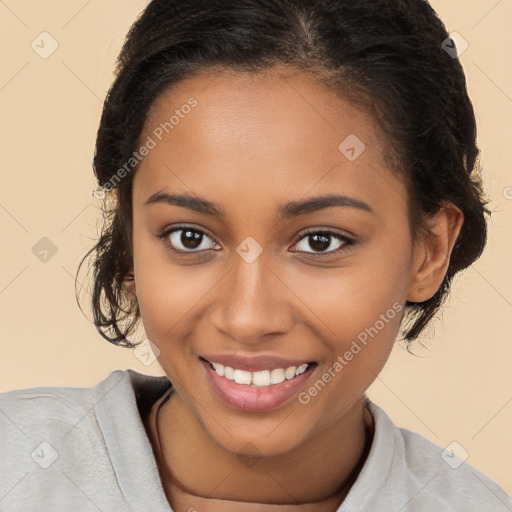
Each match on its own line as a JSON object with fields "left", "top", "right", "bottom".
{"left": 1, "top": 369, "right": 510, "bottom": 511}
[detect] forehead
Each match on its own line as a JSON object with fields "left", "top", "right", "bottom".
{"left": 133, "top": 65, "right": 407, "bottom": 218}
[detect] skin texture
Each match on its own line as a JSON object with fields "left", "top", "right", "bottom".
{"left": 128, "top": 65, "right": 463, "bottom": 510}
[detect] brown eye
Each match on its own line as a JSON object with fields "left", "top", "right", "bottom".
{"left": 292, "top": 230, "right": 354, "bottom": 255}
{"left": 158, "top": 226, "right": 220, "bottom": 253}
{"left": 179, "top": 229, "right": 204, "bottom": 250}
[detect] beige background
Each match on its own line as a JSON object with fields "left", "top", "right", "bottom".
{"left": 1, "top": 0, "right": 511, "bottom": 496}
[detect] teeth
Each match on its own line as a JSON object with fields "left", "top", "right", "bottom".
{"left": 207, "top": 361, "right": 311, "bottom": 387}
{"left": 296, "top": 363, "right": 308, "bottom": 376}
{"left": 233, "top": 369, "right": 252, "bottom": 385}
{"left": 284, "top": 366, "right": 297, "bottom": 380}
{"left": 252, "top": 370, "right": 271, "bottom": 387}
{"left": 211, "top": 362, "right": 224, "bottom": 377}
{"left": 270, "top": 368, "right": 285, "bottom": 384}
{"left": 224, "top": 365, "right": 235, "bottom": 380}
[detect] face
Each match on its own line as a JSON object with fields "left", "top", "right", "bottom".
{"left": 130, "top": 65, "right": 420, "bottom": 456}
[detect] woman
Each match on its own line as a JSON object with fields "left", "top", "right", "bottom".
{"left": 1, "top": 0, "right": 510, "bottom": 510}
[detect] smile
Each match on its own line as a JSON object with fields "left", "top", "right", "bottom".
{"left": 200, "top": 356, "right": 317, "bottom": 412}
{"left": 206, "top": 360, "right": 310, "bottom": 387}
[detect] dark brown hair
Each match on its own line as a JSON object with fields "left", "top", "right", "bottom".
{"left": 76, "top": 0, "right": 489, "bottom": 348}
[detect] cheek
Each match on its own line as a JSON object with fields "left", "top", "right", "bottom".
{"left": 290, "top": 240, "right": 411, "bottom": 419}
{"left": 284, "top": 246, "right": 411, "bottom": 344}
{"left": 296, "top": 297, "right": 403, "bottom": 426}
{"left": 132, "top": 229, "right": 218, "bottom": 343}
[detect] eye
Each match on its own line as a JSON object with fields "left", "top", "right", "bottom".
{"left": 291, "top": 230, "right": 355, "bottom": 255}
{"left": 156, "top": 225, "right": 221, "bottom": 253}
{"left": 156, "top": 226, "right": 354, "bottom": 256}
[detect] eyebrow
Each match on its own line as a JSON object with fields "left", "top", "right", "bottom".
{"left": 144, "top": 190, "right": 374, "bottom": 218}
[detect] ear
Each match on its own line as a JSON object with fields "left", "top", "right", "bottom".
{"left": 407, "top": 202, "right": 464, "bottom": 303}
{"left": 123, "top": 271, "right": 137, "bottom": 299}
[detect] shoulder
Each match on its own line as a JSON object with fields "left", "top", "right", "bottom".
{"left": 0, "top": 369, "right": 171, "bottom": 511}
{"left": 0, "top": 370, "right": 137, "bottom": 474}
{"left": 0, "top": 369, "right": 131, "bottom": 435}
{"left": 0, "top": 368, "right": 170, "bottom": 428}
{"left": 343, "top": 401, "right": 512, "bottom": 512}
{"left": 399, "top": 423, "right": 510, "bottom": 510}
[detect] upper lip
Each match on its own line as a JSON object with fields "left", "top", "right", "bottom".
{"left": 200, "top": 354, "right": 315, "bottom": 372}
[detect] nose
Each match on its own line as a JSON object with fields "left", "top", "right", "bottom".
{"left": 209, "top": 250, "right": 294, "bottom": 345}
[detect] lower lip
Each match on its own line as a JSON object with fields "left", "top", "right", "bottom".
{"left": 200, "top": 359, "right": 316, "bottom": 412}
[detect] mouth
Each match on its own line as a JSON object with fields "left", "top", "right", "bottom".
{"left": 200, "top": 356, "right": 314, "bottom": 387}
{"left": 199, "top": 356, "right": 318, "bottom": 412}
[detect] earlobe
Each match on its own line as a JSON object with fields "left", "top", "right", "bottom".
{"left": 407, "top": 203, "right": 464, "bottom": 303}
{"left": 123, "top": 271, "right": 136, "bottom": 297}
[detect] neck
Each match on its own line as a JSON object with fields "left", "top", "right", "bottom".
{"left": 148, "top": 390, "right": 373, "bottom": 511}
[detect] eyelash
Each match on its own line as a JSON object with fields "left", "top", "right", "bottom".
{"left": 156, "top": 224, "right": 356, "bottom": 256}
